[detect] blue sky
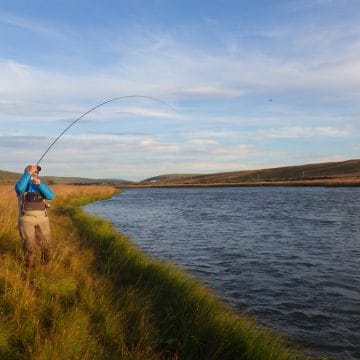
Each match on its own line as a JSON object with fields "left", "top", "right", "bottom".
{"left": 0, "top": 0, "right": 359, "bottom": 180}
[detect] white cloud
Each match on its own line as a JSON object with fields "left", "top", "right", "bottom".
{"left": 263, "top": 126, "right": 351, "bottom": 139}
{"left": 2, "top": 130, "right": 356, "bottom": 180}
{"left": 1, "top": 24, "right": 360, "bottom": 113}
{"left": 190, "top": 139, "right": 219, "bottom": 145}
{"left": 0, "top": 24, "right": 360, "bottom": 99}
{"left": 187, "top": 125, "right": 353, "bottom": 143}
{"left": 0, "top": 132, "right": 259, "bottom": 173}
{"left": 2, "top": 4, "right": 360, "bottom": 103}
{"left": 174, "top": 85, "right": 245, "bottom": 98}
{"left": 138, "top": 137, "right": 181, "bottom": 153}
{"left": 206, "top": 144, "right": 255, "bottom": 157}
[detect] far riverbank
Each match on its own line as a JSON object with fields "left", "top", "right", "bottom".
{"left": 119, "top": 176, "right": 360, "bottom": 188}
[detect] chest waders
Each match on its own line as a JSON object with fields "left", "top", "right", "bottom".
{"left": 20, "top": 179, "right": 50, "bottom": 216}
{"left": 21, "top": 192, "right": 47, "bottom": 213}
{"left": 19, "top": 189, "right": 51, "bottom": 269}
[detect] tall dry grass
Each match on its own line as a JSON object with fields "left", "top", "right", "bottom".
{"left": 0, "top": 184, "right": 163, "bottom": 359}
{"left": 0, "top": 185, "right": 18, "bottom": 232}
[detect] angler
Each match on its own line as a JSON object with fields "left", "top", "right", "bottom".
{"left": 15, "top": 165, "right": 54, "bottom": 270}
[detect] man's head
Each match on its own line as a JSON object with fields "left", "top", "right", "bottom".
{"left": 25, "top": 165, "right": 41, "bottom": 174}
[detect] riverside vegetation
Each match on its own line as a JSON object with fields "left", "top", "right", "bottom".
{"left": 0, "top": 185, "right": 309, "bottom": 359}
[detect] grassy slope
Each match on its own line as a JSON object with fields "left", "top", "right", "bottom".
{"left": 139, "top": 159, "right": 360, "bottom": 186}
{"left": 0, "top": 185, "right": 308, "bottom": 359}
{"left": 0, "top": 171, "right": 130, "bottom": 185}
{"left": 141, "top": 174, "right": 201, "bottom": 183}
{"left": 0, "top": 170, "right": 21, "bottom": 182}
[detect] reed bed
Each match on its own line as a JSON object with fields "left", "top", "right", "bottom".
{"left": 0, "top": 184, "right": 309, "bottom": 359}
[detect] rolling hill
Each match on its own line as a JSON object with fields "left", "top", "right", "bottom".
{"left": 139, "top": 159, "right": 360, "bottom": 186}
{"left": 0, "top": 170, "right": 131, "bottom": 185}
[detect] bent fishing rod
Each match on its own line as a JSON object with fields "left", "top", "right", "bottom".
{"left": 36, "top": 95, "right": 176, "bottom": 166}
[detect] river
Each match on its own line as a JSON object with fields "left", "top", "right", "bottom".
{"left": 84, "top": 187, "right": 360, "bottom": 359}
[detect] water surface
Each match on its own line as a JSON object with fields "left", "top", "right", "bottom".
{"left": 85, "top": 187, "right": 360, "bottom": 359}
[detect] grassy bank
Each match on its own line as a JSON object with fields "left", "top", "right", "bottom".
{"left": 122, "top": 177, "right": 360, "bottom": 188}
{"left": 0, "top": 185, "right": 307, "bottom": 359}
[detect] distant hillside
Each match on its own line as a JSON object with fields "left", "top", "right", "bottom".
{"left": 2, "top": 159, "right": 359, "bottom": 187}
{"left": 0, "top": 170, "right": 131, "bottom": 185}
{"left": 141, "top": 174, "right": 200, "bottom": 183}
{"left": 0, "top": 170, "right": 21, "bottom": 182}
{"left": 138, "top": 159, "right": 360, "bottom": 185}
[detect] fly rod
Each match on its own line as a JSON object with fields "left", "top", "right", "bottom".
{"left": 36, "top": 95, "right": 176, "bottom": 165}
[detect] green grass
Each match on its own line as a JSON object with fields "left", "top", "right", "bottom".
{"left": 0, "top": 186, "right": 310, "bottom": 359}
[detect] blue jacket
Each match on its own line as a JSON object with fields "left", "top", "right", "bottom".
{"left": 15, "top": 172, "right": 55, "bottom": 200}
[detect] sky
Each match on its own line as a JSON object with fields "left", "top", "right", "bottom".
{"left": 0, "top": 0, "right": 359, "bottom": 180}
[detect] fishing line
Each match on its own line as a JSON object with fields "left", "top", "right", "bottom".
{"left": 36, "top": 95, "right": 176, "bottom": 165}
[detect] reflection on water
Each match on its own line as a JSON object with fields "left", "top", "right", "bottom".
{"left": 85, "top": 187, "right": 360, "bottom": 359}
